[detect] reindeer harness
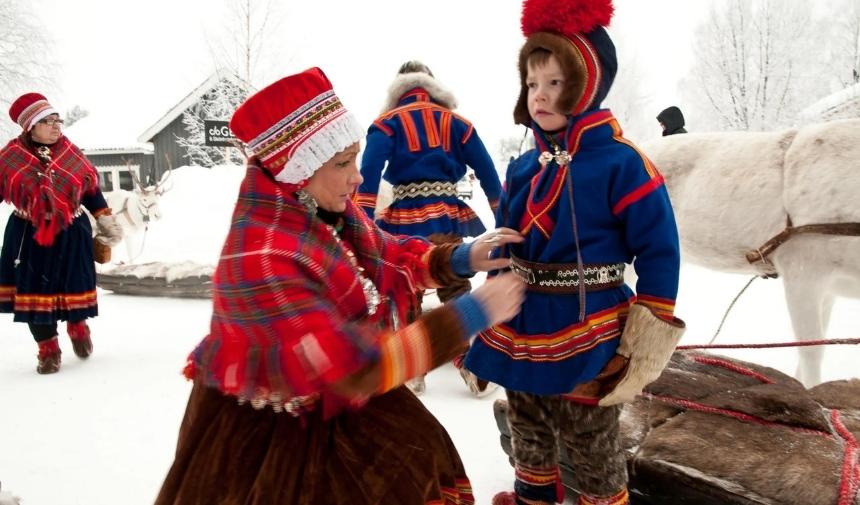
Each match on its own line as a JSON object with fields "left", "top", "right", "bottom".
{"left": 746, "top": 215, "right": 860, "bottom": 272}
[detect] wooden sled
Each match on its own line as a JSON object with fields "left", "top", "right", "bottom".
{"left": 96, "top": 262, "right": 213, "bottom": 299}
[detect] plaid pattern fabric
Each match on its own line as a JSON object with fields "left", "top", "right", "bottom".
{"left": 0, "top": 135, "right": 99, "bottom": 245}
{"left": 186, "top": 161, "right": 440, "bottom": 406}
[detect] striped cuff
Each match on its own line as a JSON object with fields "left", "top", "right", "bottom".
{"left": 451, "top": 294, "right": 489, "bottom": 338}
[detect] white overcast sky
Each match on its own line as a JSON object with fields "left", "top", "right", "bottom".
{"left": 27, "top": 0, "right": 710, "bottom": 148}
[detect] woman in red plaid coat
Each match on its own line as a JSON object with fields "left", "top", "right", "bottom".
{"left": 0, "top": 93, "right": 123, "bottom": 374}
{"left": 155, "top": 67, "right": 526, "bottom": 505}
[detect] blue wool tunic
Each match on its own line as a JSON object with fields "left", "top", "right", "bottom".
{"left": 464, "top": 110, "right": 681, "bottom": 395}
{"left": 355, "top": 89, "right": 502, "bottom": 237}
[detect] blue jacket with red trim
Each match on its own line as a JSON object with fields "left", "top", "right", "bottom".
{"left": 355, "top": 88, "right": 502, "bottom": 237}
{"left": 464, "top": 109, "right": 681, "bottom": 395}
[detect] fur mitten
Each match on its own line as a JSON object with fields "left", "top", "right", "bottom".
{"left": 599, "top": 303, "right": 685, "bottom": 406}
{"left": 95, "top": 213, "right": 124, "bottom": 246}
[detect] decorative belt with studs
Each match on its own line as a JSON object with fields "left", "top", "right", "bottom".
{"left": 392, "top": 181, "right": 458, "bottom": 200}
{"left": 13, "top": 206, "right": 84, "bottom": 221}
{"left": 510, "top": 254, "right": 625, "bottom": 294}
{"left": 239, "top": 392, "right": 320, "bottom": 416}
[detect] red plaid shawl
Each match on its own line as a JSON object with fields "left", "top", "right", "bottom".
{"left": 0, "top": 135, "right": 99, "bottom": 245}
{"left": 186, "top": 162, "right": 437, "bottom": 403}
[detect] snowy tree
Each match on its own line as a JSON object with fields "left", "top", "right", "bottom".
{"left": 0, "top": 0, "right": 54, "bottom": 139}
{"left": 827, "top": 0, "right": 860, "bottom": 89}
{"left": 604, "top": 37, "right": 654, "bottom": 142}
{"left": 64, "top": 105, "right": 88, "bottom": 128}
{"left": 496, "top": 131, "right": 534, "bottom": 165}
{"left": 685, "top": 0, "right": 827, "bottom": 131}
{"left": 175, "top": 75, "right": 250, "bottom": 168}
{"left": 207, "top": 0, "right": 286, "bottom": 86}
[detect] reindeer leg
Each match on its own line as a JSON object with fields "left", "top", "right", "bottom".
{"left": 782, "top": 270, "right": 827, "bottom": 388}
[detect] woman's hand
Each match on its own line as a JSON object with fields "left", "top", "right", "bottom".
{"left": 470, "top": 272, "right": 526, "bottom": 326}
{"left": 469, "top": 227, "right": 524, "bottom": 272}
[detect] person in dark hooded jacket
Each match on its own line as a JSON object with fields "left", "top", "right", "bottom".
{"left": 657, "top": 106, "right": 687, "bottom": 135}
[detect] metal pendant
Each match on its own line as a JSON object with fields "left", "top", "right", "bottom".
{"left": 360, "top": 275, "right": 380, "bottom": 315}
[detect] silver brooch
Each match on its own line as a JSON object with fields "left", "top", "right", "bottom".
{"left": 538, "top": 149, "right": 571, "bottom": 166}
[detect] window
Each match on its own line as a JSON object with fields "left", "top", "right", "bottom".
{"left": 97, "top": 165, "right": 140, "bottom": 193}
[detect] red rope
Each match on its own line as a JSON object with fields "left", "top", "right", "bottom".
{"left": 642, "top": 393, "right": 833, "bottom": 438}
{"left": 832, "top": 410, "right": 860, "bottom": 505}
{"left": 691, "top": 356, "right": 775, "bottom": 384}
{"left": 678, "top": 337, "right": 860, "bottom": 350}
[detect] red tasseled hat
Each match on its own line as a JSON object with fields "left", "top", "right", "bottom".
{"left": 8, "top": 92, "right": 58, "bottom": 131}
{"left": 521, "top": 0, "right": 614, "bottom": 38}
{"left": 229, "top": 67, "right": 363, "bottom": 185}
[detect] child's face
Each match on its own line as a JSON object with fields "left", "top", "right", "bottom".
{"left": 526, "top": 54, "right": 568, "bottom": 132}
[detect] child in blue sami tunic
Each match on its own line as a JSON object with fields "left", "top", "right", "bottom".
{"left": 470, "top": 1, "right": 686, "bottom": 504}
{"left": 356, "top": 61, "right": 504, "bottom": 396}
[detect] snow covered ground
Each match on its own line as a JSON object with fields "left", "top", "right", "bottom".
{"left": 1, "top": 165, "right": 858, "bottom": 505}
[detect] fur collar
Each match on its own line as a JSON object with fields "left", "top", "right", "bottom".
{"left": 381, "top": 73, "right": 458, "bottom": 113}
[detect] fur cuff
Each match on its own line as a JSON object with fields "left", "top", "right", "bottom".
{"left": 382, "top": 72, "right": 458, "bottom": 112}
{"left": 599, "top": 303, "right": 685, "bottom": 406}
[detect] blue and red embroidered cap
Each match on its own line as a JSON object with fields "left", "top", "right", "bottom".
{"left": 229, "top": 67, "right": 363, "bottom": 185}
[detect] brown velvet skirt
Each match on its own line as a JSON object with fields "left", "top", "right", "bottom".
{"left": 155, "top": 382, "right": 474, "bottom": 505}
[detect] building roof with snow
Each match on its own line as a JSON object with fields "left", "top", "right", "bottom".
{"left": 801, "top": 81, "right": 860, "bottom": 122}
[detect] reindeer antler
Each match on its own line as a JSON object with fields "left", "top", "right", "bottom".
{"left": 156, "top": 154, "right": 174, "bottom": 195}
{"left": 123, "top": 157, "right": 145, "bottom": 191}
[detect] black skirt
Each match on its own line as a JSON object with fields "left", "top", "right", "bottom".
{"left": 0, "top": 213, "right": 98, "bottom": 324}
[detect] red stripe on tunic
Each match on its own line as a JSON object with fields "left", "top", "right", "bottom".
{"left": 399, "top": 112, "right": 421, "bottom": 152}
{"left": 611, "top": 175, "right": 664, "bottom": 215}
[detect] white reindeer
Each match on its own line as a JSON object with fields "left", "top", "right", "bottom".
{"left": 642, "top": 119, "right": 860, "bottom": 387}
{"left": 104, "top": 166, "right": 172, "bottom": 263}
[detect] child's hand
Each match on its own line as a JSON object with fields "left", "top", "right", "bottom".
{"left": 469, "top": 227, "right": 524, "bottom": 272}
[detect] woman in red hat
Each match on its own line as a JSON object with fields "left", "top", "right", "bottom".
{"left": 155, "top": 67, "right": 526, "bottom": 505}
{"left": 0, "top": 93, "right": 123, "bottom": 374}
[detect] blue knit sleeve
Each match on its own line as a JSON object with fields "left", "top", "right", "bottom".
{"left": 450, "top": 242, "right": 475, "bottom": 277}
{"left": 450, "top": 293, "right": 490, "bottom": 338}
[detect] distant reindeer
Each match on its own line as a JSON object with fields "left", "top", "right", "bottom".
{"left": 102, "top": 162, "right": 173, "bottom": 263}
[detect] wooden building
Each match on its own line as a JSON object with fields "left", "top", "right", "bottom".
{"left": 66, "top": 70, "right": 250, "bottom": 191}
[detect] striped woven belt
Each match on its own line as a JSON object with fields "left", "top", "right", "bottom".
{"left": 14, "top": 207, "right": 84, "bottom": 221}
{"left": 392, "top": 181, "right": 458, "bottom": 200}
{"left": 510, "top": 254, "right": 625, "bottom": 294}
